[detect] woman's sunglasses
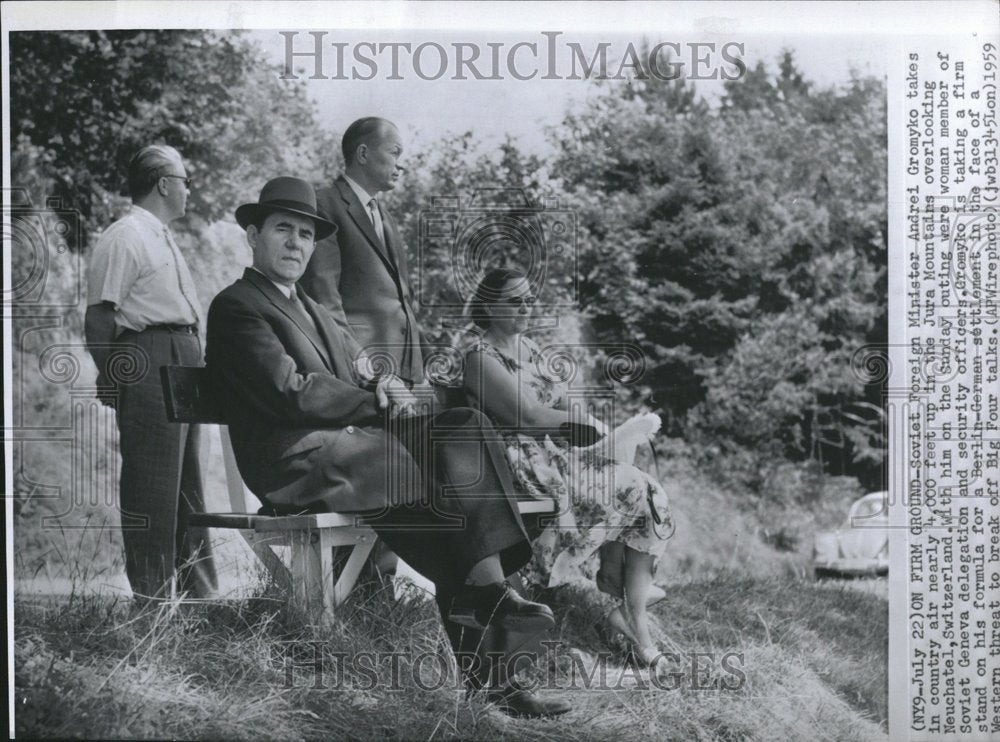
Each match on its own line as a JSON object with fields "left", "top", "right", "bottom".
{"left": 501, "top": 294, "right": 537, "bottom": 307}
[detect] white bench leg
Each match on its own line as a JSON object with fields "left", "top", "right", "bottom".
{"left": 289, "top": 527, "right": 378, "bottom": 621}
{"left": 333, "top": 539, "right": 375, "bottom": 607}
{"left": 248, "top": 532, "right": 292, "bottom": 593}
{"left": 289, "top": 528, "right": 332, "bottom": 621}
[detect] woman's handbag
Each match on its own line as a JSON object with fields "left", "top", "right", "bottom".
{"left": 645, "top": 440, "right": 674, "bottom": 541}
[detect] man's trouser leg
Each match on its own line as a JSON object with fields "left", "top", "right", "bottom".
{"left": 116, "top": 328, "right": 217, "bottom": 599}
{"left": 372, "top": 408, "right": 537, "bottom": 688}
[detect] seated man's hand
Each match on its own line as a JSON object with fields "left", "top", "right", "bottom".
{"left": 354, "top": 353, "right": 377, "bottom": 382}
{"left": 376, "top": 374, "right": 419, "bottom": 418}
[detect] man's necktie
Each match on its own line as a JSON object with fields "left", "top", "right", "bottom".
{"left": 289, "top": 288, "right": 319, "bottom": 335}
{"left": 368, "top": 198, "right": 385, "bottom": 245}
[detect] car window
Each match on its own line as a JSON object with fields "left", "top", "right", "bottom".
{"left": 856, "top": 500, "right": 881, "bottom": 518}
{"left": 850, "top": 493, "right": 888, "bottom": 521}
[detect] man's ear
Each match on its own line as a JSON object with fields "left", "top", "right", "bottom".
{"left": 156, "top": 176, "right": 169, "bottom": 197}
{"left": 355, "top": 143, "right": 368, "bottom": 165}
{"left": 245, "top": 224, "right": 259, "bottom": 250}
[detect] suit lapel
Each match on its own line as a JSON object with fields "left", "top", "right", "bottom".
{"left": 243, "top": 269, "right": 333, "bottom": 369}
{"left": 336, "top": 177, "right": 399, "bottom": 278}
{"left": 299, "top": 290, "right": 357, "bottom": 381}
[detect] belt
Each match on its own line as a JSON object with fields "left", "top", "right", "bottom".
{"left": 142, "top": 323, "right": 199, "bottom": 335}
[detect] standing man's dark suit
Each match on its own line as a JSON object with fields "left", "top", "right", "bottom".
{"left": 301, "top": 175, "right": 424, "bottom": 383}
{"left": 290, "top": 122, "right": 572, "bottom": 716}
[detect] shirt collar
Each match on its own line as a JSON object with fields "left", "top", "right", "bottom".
{"left": 250, "top": 267, "right": 294, "bottom": 299}
{"left": 343, "top": 174, "right": 377, "bottom": 206}
{"left": 129, "top": 203, "right": 167, "bottom": 229}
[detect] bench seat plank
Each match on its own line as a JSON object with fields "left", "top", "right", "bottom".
{"left": 517, "top": 499, "right": 557, "bottom": 514}
{"left": 162, "top": 365, "right": 558, "bottom": 619}
{"left": 191, "top": 500, "right": 555, "bottom": 534}
{"left": 253, "top": 512, "right": 362, "bottom": 531}
{"left": 187, "top": 512, "right": 364, "bottom": 531}
{"left": 187, "top": 513, "right": 261, "bottom": 530}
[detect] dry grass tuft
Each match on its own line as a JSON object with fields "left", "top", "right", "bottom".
{"left": 15, "top": 572, "right": 886, "bottom": 740}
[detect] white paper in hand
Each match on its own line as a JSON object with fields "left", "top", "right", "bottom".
{"left": 576, "top": 411, "right": 661, "bottom": 464}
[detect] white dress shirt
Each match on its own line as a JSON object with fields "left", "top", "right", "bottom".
{"left": 87, "top": 205, "right": 201, "bottom": 332}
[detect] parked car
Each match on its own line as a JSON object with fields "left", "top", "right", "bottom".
{"left": 813, "top": 491, "right": 888, "bottom": 578}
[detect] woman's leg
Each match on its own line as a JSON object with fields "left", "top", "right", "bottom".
{"left": 594, "top": 540, "right": 636, "bottom": 645}
{"left": 597, "top": 540, "right": 665, "bottom": 608}
{"left": 595, "top": 541, "right": 625, "bottom": 597}
{"left": 623, "top": 547, "right": 657, "bottom": 652}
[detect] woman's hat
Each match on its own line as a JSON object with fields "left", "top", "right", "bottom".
{"left": 235, "top": 177, "right": 337, "bottom": 240}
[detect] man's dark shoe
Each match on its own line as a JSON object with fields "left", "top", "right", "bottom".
{"left": 449, "top": 581, "right": 555, "bottom": 631}
{"left": 485, "top": 680, "right": 572, "bottom": 719}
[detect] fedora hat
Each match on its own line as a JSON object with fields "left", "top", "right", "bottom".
{"left": 235, "top": 177, "right": 337, "bottom": 240}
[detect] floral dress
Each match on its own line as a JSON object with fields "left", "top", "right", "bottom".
{"left": 465, "top": 338, "right": 673, "bottom": 594}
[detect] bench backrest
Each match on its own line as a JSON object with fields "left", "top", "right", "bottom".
{"left": 161, "top": 365, "right": 262, "bottom": 514}
{"left": 161, "top": 365, "right": 226, "bottom": 424}
{"left": 161, "top": 365, "right": 560, "bottom": 530}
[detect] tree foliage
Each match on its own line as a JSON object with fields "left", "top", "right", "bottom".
{"left": 9, "top": 30, "right": 337, "bottom": 245}
{"left": 393, "top": 52, "right": 888, "bottom": 494}
{"left": 547, "top": 51, "right": 887, "bottom": 490}
{"left": 9, "top": 33, "right": 887, "bottom": 499}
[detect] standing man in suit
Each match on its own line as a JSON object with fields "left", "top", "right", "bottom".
{"left": 84, "top": 144, "right": 217, "bottom": 600}
{"left": 301, "top": 119, "right": 559, "bottom": 707}
{"left": 301, "top": 117, "right": 424, "bottom": 383}
{"left": 207, "top": 178, "right": 570, "bottom": 718}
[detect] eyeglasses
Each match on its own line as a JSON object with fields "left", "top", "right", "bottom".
{"left": 161, "top": 174, "right": 192, "bottom": 188}
{"left": 501, "top": 295, "right": 537, "bottom": 307}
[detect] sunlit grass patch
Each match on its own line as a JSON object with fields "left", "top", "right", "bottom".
{"left": 16, "top": 573, "right": 886, "bottom": 740}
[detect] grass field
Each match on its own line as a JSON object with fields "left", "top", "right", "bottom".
{"left": 13, "top": 423, "right": 887, "bottom": 740}
{"left": 14, "top": 572, "right": 887, "bottom": 741}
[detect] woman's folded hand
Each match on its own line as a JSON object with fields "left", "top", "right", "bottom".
{"left": 589, "top": 416, "right": 610, "bottom": 437}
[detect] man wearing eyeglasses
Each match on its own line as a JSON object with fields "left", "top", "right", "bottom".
{"left": 84, "top": 144, "right": 217, "bottom": 602}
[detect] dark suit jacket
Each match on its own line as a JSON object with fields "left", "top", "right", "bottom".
{"left": 301, "top": 175, "right": 425, "bottom": 383}
{"left": 205, "top": 268, "right": 424, "bottom": 513}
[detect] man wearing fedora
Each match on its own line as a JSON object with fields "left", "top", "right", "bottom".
{"left": 205, "top": 177, "right": 571, "bottom": 718}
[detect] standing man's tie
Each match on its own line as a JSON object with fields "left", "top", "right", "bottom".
{"left": 368, "top": 197, "right": 385, "bottom": 245}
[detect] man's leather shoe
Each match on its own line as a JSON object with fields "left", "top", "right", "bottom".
{"left": 448, "top": 581, "right": 555, "bottom": 631}
{"left": 485, "top": 680, "right": 572, "bottom": 719}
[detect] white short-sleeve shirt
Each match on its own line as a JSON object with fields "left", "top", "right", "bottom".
{"left": 87, "top": 205, "right": 201, "bottom": 333}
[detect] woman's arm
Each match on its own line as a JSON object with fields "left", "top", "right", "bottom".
{"left": 465, "top": 347, "right": 607, "bottom": 440}
{"left": 520, "top": 337, "right": 608, "bottom": 434}
{"left": 464, "top": 348, "right": 572, "bottom": 431}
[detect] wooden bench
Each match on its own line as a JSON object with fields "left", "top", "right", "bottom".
{"left": 161, "top": 365, "right": 554, "bottom": 620}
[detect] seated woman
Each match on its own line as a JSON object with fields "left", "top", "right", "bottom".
{"left": 462, "top": 268, "right": 674, "bottom": 667}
